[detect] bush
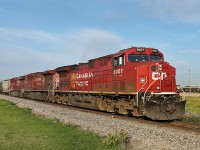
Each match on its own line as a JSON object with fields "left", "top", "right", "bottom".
{"left": 182, "top": 112, "right": 200, "bottom": 124}
{"left": 102, "top": 129, "right": 130, "bottom": 149}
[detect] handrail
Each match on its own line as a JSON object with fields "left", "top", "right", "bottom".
{"left": 180, "top": 88, "right": 186, "bottom": 101}
{"left": 136, "top": 76, "right": 148, "bottom": 106}
{"left": 143, "top": 80, "right": 157, "bottom": 102}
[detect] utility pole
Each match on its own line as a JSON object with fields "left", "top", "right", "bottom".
{"left": 189, "top": 69, "right": 191, "bottom": 95}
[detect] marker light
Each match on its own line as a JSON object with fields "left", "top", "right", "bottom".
{"left": 159, "top": 64, "right": 162, "bottom": 71}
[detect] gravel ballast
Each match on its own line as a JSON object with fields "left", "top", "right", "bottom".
{"left": 0, "top": 95, "right": 199, "bottom": 150}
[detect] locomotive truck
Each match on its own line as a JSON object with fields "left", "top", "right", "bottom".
{"left": 1, "top": 47, "right": 186, "bottom": 120}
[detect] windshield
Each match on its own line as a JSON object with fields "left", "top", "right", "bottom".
{"left": 150, "top": 55, "right": 163, "bottom": 61}
{"left": 128, "top": 54, "right": 148, "bottom": 62}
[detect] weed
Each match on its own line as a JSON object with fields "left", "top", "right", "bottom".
{"left": 182, "top": 112, "right": 200, "bottom": 124}
{"left": 102, "top": 129, "right": 130, "bottom": 149}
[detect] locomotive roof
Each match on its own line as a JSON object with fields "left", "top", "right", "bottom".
{"left": 42, "top": 70, "right": 56, "bottom": 75}
{"left": 25, "top": 72, "right": 44, "bottom": 77}
{"left": 88, "top": 46, "right": 161, "bottom": 61}
{"left": 89, "top": 54, "right": 113, "bottom": 62}
{"left": 55, "top": 46, "right": 163, "bottom": 72}
{"left": 55, "top": 64, "right": 79, "bottom": 72}
{"left": 18, "top": 76, "right": 25, "bottom": 80}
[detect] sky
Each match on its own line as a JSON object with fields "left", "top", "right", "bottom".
{"left": 0, "top": 0, "right": 200, "bottom": 85}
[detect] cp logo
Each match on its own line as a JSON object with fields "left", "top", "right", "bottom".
{"left": 152, "top": 72, "right": 167, "bottom": 81}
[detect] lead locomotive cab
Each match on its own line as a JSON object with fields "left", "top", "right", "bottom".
{"left": 117, "top": 47, "right": 186, "bottom": 120}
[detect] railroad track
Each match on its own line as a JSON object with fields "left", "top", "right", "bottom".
{"left": 1, "top": 94, "right": 200, "bottom": 134}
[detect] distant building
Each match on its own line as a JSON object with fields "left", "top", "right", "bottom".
{"left": 181, "top": 85, "right": 200, "bottom": 93}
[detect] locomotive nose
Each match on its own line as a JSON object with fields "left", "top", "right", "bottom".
{"left": 143, "top": 96, "right": 186, "bottom": 120}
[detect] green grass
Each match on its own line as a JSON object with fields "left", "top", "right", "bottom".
{"left": 185, "top": 96, "right": 200, "bottom": 114}
{"left": 182, "top": 96, "right": 200, "bottom": 124}
{"left": 0, "top": 99, "right": 121, "bottom": 150}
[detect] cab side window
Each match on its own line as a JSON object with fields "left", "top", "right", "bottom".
{"left": 114, "top": 55, "right": 124, "bottom": 66}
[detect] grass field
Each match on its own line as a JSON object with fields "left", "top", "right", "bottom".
{"left": 185, "top": 96, "right": 200, "bottom": 114}
{"left": 0, "top": 99, "right": 121, "bottom": 150}
{"left": 183, "top": 96, "right": 200, "bottom": 124}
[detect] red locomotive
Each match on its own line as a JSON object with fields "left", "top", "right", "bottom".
{"left": 1, "top": 47, "right": 186, "bottom": 120}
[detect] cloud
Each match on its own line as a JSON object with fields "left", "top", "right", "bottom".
{"left": 0, "top": 27, "right": 61, "bottom": 43}
{"left": 178, "top": 49, "right": 200, "bottom": 54}
{"left": 69, "top": 29, "right": 125, "bottom": 61}
{"left": 139, "top": 0, "right": 200, "bottom": 24}
{"left": 0, "top": 27, "right": 125, "bottom": 80}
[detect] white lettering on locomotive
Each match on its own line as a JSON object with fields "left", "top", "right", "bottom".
{"left": 34, "top": 78, "right": 42, "bottom": 86}
{"left": 152, "top": 72, "right": 167, "bottom": 80}
{"left": 76, "top": 72, "right": 93, "bottom": 79}
{"left": 76, "top": 81, "right": 89, "bottom": 87}
{"left": 113, "top": 69, "right": 123, "bottom": 75}
{"left": 34, "top": 78, "right": 42, "bottom": 82}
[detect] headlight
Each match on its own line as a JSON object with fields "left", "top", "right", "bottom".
{"left": 159, "top": 64, "right": 162, "bottom": 71}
